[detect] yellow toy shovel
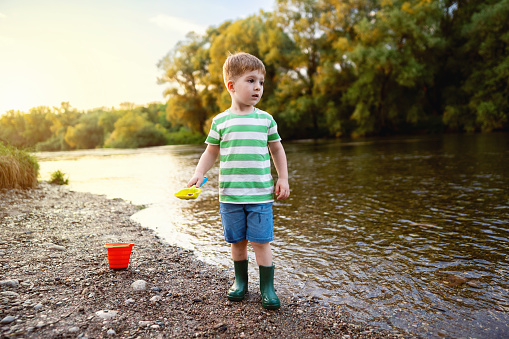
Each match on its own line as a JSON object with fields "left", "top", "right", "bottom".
{"left": 174, "top": 177, "right": 208, "bottom": 200}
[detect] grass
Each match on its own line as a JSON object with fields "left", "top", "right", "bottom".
{"left": 48, "top": 170, "right": 69, "bottom": 185}
{"left": 0, "top": 142, "right": 39, "bottom": 189}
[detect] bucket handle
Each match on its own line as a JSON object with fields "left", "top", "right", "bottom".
{"left": 104, "top": 243, "right": 135, "bottom": 248}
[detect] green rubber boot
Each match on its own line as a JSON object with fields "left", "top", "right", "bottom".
{"left": 227, "top": 259, "right": 249, "bottom": 301}
{"left": 259, "top": 265, "right": 280, "bottom": 310}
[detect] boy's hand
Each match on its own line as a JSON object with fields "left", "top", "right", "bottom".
{"left": 275, "top": 178, "right": 290, "bottom": 200}
{"left": 187, "top": 175, "right": 204, "bottom": 188}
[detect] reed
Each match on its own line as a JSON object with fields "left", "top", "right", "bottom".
{"left": 0, "top": 143, "right": 39, "bottom": 189}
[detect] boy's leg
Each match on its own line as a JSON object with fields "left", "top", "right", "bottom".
{"left": 251, "top": 241, "right": 280, "bottom": 309}
{"left": 228, "top": 240, "right": 249, "bottom": 301}
{"left": 231, "top": 240, "right": 248, "bottom": 261}
{"left": 249, "top": 241, "right": 272, "bottom": 266}
{"left": 220, "top": 201, "right": 250, "bottom": 302}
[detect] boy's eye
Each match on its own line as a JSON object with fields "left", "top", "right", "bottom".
{"left": 247, "top": 79, "right": 254, "bottom": 83}
{"left": 260, "top": 81, "right": 264, "bottom": 86}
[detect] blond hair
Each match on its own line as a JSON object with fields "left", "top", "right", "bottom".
{"left": 223, "top": 52, "right": 266, "bottom": 87}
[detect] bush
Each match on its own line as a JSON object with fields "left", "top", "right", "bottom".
{"left": 35, "top": 136, "right": 68, "bottom": 152}
{"left": 104, "top": 112, "right": 167, "bottom": 149}
{"left": 165, "top": 127, "right": 206, "bottom": 145}
{"left": 48, "top": 170, "right": 69, "bottom": 185}
{"left": 0, "top": 143, "right": 39, "bottom": 189}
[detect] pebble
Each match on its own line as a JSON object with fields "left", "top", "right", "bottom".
{"left": 1, "top": 316, "right": 15, "bottom": 324}
{"left": 69, "top": 326, "right": 80, "bottom": 333}
{"left": 0, "top": 291, "right": 20, "bottom": 298}
{"left": 107, "top": 329, "right": 116, "bottom": 335}
{"left": 466, "top": 280, "right": 482, "bottom": 288}
{"left": 43, "top": 243, "right": 66, "bottom": 251}
{"left": 125, "top": 298, "right": 135, "bottom": 304}
{"left": 34, "top": 303, "right": 43, "bottom": 310}
{"left": 95, "top": 310, "right": 118, "bottom": 320}
{"left": 0, "top": 279, "right": 19, "bottom": 288}
{"left": 139, "top": 321, "right": 152, "bottom": 327}
{"left": 131, "top": 280, "right": 147, "bottom": 291}
{"left": 150, "top": 296, "right": 162, "bottom": 302}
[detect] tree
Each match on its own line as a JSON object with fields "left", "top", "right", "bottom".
{"left": 273, "top": 0, "right": 326, "bottom": 137}
{"left": 0, "top": 111, "right": 27, "bottom": 147}
{"left": 65, "top": 113, "right": 104, "bottom": 149}
{"left": 22, "top": 107, "right": 53, "bottom": 146}
{"left": 42, "top": 102, "right": 82, "bottom": 150}
{"left": 461, "top": 0, "right": 509, "bottom": 131}
{"left": 104, "top": 111, "right": 166, "bottom": 148}
{"left": 342, "top": 0, "right": 443, "bottom": 136}
{"left": 158, "top": 32, "right": 210, "bottom": 134}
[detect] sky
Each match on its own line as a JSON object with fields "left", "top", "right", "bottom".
{"left": 0, "top": 0, "right": 274, "bottom": 115}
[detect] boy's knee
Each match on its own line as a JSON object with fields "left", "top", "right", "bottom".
{"left": 232, "top": 240, "right": 249, "bottom": 247}
{"left": 249, "top": 241, "right": 270, "bottom": 248}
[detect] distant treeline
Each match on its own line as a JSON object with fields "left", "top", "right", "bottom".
{"left": 2, "top": 0, "right": 508, "bottom": 151}
{"left": 0, "top": 102, "right": 203, "bottom": 151}
{"left": 159, "top": 0, "right": 508, "bottom": 139}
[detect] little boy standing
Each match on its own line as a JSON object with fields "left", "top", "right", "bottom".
{"left": 187, "top": 52, "right": 290, "bottom": 309}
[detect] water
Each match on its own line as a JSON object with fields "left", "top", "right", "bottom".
{"left": 36, "top": 133, "right": 509, "bottom": 338}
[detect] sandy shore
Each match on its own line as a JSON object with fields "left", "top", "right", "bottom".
{"left": 0, "top": 183, "right": 401, "bottom": 338}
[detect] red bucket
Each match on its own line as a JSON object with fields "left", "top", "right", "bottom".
{"left": 104, "top": 243, "right": 134, "bottom": 269}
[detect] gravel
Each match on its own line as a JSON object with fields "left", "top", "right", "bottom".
{"left": 0, "top": 183, "right": 404, "bottom": 338}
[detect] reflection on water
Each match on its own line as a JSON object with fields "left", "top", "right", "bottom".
{"left": 37, "top": 133, "right": 509, "bottom": 338}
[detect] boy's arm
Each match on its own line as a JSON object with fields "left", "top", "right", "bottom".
{"left": 188, "top": 144, "right": 220, "bottom": 187}
{"left": 268, "top": 141, "right": 290, "bottom": 200}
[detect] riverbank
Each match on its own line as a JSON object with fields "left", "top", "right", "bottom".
{"left": 0, "top": 183, "right": 401, "bottom": 338}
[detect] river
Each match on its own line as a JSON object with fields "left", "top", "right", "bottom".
{"left": 36, "top": 133, "right": 509, "bottom": 338}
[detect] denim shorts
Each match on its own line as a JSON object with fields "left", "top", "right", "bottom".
{"left": 219, "top": 202, "right": 274, "bottom": 244}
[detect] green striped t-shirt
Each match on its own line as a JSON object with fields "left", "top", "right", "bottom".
{"left": 205, "top": 108, "right": 281, "bottom": 204}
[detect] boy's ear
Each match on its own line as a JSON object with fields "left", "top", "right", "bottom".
{"left": 226, "top": 80, "right": 235, "bottom": 92}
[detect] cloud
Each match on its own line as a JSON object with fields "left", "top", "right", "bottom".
{"left": 150, "top": 14, "right": 206, "bottom": 35}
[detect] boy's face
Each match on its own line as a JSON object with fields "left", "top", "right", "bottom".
{"left": 228, "top": 70, "right": 264, "bottom": 108}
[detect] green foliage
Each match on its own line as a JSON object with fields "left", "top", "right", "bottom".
{"left": 2, "top": 0, "right": 508, "bottom": 144}
{"left": 104, "top": 111, "right": 167, "bottom": 148}
{"left": 48, "top": 170, "right": 69, "bottom": 185}
{"left": 461, "top": 0, "right": 509, "bottom": 131}
{"left": 158, "top": 32, "right": 211, "bottom": 134}
{"left": 0, "top": 142, "right": 39, "bottom": 189}
{"left": 165, "top": 127, "right": 206, "bottom": 145}
{"left": 65, "top": 113, "right": 104, "bottom": 149}
{"left": 1, "top": 102, "right": 183, "bottom": 151}
{"left": 157, "top": 0, "right": 508, "bottom": 138}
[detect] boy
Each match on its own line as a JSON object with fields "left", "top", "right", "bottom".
{"left": 187, "top": 52, "right": 290, "bottom": 309}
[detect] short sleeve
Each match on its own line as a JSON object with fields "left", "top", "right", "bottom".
{"left": 267, "top": 117, "right": 281, "bottom": 142}
{"left": 205, "top": 120, "right": 220, "bottom": 145}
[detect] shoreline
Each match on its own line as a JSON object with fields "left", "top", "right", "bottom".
{"left": 0, "top": 183, "right": 401, "bottom": 338}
